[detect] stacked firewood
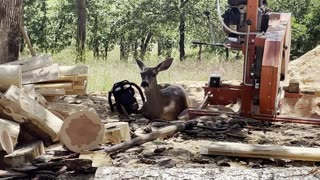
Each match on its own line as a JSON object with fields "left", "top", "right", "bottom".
{"left": 0, "top": 55, "right": 94, "bottom": 168}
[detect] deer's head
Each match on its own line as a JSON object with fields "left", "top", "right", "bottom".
{"left": 136, "top": 58, "right": 174, "bottom": 90}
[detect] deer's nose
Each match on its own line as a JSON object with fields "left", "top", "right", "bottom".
{"left": 141, "top": 81, "right": 149, "bottom": 88}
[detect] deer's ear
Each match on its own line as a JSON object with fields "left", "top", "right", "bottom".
{"left": 136, "top": 59, "right": 145, "bottom": 71}
{"left": 156, "top": 58, "right": 174, "bottom": 72}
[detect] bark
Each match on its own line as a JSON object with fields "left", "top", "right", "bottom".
{"left": 76, "top": 0, "right": 86, "bottom": 62}
{"left": 0, "top": 0, "right": 23, "bottom": 64}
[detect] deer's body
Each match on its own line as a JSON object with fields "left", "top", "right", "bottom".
{"left": 136, "top": 58, "right": 190, "bottom": 121}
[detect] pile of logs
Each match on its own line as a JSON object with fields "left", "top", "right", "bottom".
{"left": 0, "top": 55, "right": 98, "bottom": 169}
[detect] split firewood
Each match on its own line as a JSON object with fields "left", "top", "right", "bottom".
{"left": 0, "top": 118, "right": 20, "bottom": 154}
{"left": 200, "top": 141, "right": 320, "bottom": 162}
{"left": 34, "top": 82, "right": 73, "bottom": 90}
{"left": 103, "top": 120, "right": 196, "bottom": 153}
{"left": 3, "top": 141, "right": 45, "bottom": 168}
{"left": 65, "top": 88, "right": 87, "bottom": 95}
{"left": 0, "top": 85, "right": 63, "bottom": 143}
{"left": 47, "top": 102, "right": 87, "bottom": 119}
{"left": 59, "top": 111, "right": 105, "bottom": 153}
{"left": 59, "top": 65, "right": 89, "bottom": 76}
{"left": 36, "top": 88, "right": 66, "bottom": 97}
{"left": 22, "top": 64, "right": 59, "bottom": 84}
{"left": 5, "top": 55, "right": 53, "bottom": 72}
{"left": 79, "top": 151, "right": 112, "bottom": 167}
{"left": 103, "top": 122, "right": 131, "bottom": 144}
{"left": 0, "top": 65, "right": 22, "bottom": 92}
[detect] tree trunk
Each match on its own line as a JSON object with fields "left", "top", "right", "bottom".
{"left": 0, "top": 0, "right": 23, "bottom": 64}
{"left": 76, "top": 0, "right": 86, "bottom": 62}
{"left": 92, "top": 15, "right": 99, "bottom": 58}
{"left": 179, "top": 0, "right": 186, "bottom": 61}
{"left": 140, "top": 33, "right": 152, "bottom": 59}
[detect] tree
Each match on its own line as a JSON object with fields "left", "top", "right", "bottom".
{"left": 76, "top": 0, "right": 87, "bottom": 62}
{"left": 0, "top": 0, "right": 23, "bottom": 64}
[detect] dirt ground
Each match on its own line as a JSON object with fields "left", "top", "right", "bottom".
{"left": 58, "top": 79, "right": 320, "bottom": 171}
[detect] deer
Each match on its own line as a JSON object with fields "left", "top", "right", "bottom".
{"left": 136, "top": 58, "right": 191, "bottom": 121}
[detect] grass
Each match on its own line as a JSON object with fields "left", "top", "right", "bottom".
{"left": 41, "top": 46, "right": 243, "bottom": 92}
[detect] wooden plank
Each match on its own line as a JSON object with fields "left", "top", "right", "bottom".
{"left": 47, "top": 102, "right": 87, "bottom": 119}
{"left": 0, "top": 118, "right": 20, "bottom": 154}
{"left": 200, "top": 142, "right": 320, "bottom": 161}
{"left": 0, "top": 65, "right": 22, "bottom": 91}
{"left": 34, "top": 82, "right": 73, "bottom": 90}
{"left": 59, "top": 65, "right": 89, "bottom": 76}
{"left": 36, "top": 88, "right": 66, "bottom": 96}
{"left": 22, "top": 64, "right": 59, "bottom": 84}
{"left": 3, "top": 141, "right": 45, "bottom": 168}
{"left": 103, "top": 122, "right": 131, "bottom": 144}
{"left": 0, "top": 85, "right": 63, "bottom": 143}
{"left": 5, "top": 55, "right": 52, "bottom": 72}
{"left": 59, "top": 111, "right": 105, "bottom": 153}
{"left": 65, "top": 88, "right": 87, "bottom": 95}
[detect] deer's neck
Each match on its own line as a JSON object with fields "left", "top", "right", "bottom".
{"left": 145, "top": 83, "right": 162, "bottom": 105}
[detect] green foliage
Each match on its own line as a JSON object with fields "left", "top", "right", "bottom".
{"left": 268, "top": 0, "right": 320, "bottom": 58}
{"left": 23, "top": 0, "right": 320, "bottom": 61}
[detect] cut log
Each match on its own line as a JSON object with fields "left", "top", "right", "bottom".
{"left": 0, "top": 130, "right": 14, "bottom": 154}
{"left": 59, "top": 65, "right": 89, "bottom": 76}
{"left": 103, "top": 120, "right": 196, "bottom": 153}
{"left": 59, "top": 111, "right": 105, "bottom": 153}
{"left": 103, "top": 122, "right": 131, "bottom": 144}
{"left": 79, "top": 151, "right": 111, "bottom": 167}
{"left": 34, "top": 82, "right": 73, "bottom": 90}
{"left": 47, "top": 102, "right": 87, "bottom": 119}
{"left": 0, "top": 118, "right": 20, "bottom": 153}
{"left": 0, "top": 65, "right": 22, "bottom": 91}
{"left": 22, "top": 64, "right": 59, "bottom": 84}
{"left": 3, "top": 141, "right": 45, "bottom": 168}
{"left": 0, "top": 85, "right": 63, "bottom": 143}
{"left": 36, "top": 88, "right": 66, "bottom": 96}
{"left": 5, "top": 55, "right": 53, "bottom": 72}
{"left": 200, "top": 142, "right": 320, "bottom": 162}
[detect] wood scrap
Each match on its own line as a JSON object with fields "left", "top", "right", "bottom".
{"left": 0, "top": 65, "right": 22, "bottom": 91}
{"left": 103, "top": 120, "right": 196, "bottom": 153}
{"left": 103, "top": 122, "right": 131, "bottom": 144}
{"left": 5, "top": 55, "right": 53, "bottom": 72}
{"left": 0, "top": 85, "right": 63, "bottom": 143}
{"left": 200, "top": 141, "right": 320, "bottom": 161}
{"left": 0, "top": 170, "right": 27, "bottom": 179}
{"left": 59, "top": 111, "right": 105, "bottom": 153}
{"left": 0, "top": 118, "right": 19, "bottom": 153}
{"left": 36, "top": 88, "right": 66, "bottom": 96}
{"left": 79, "top": 151, "right": 112, "bottom": 167}
{"left": 3, "top": 141, "right": 45, "bottom": 168}
{"left": 22, "top": 64, "right": 59, "bottom": 84}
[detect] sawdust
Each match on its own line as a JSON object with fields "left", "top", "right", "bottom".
{"left": 287, "top": 45, "right": 320, "bottom": 90}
